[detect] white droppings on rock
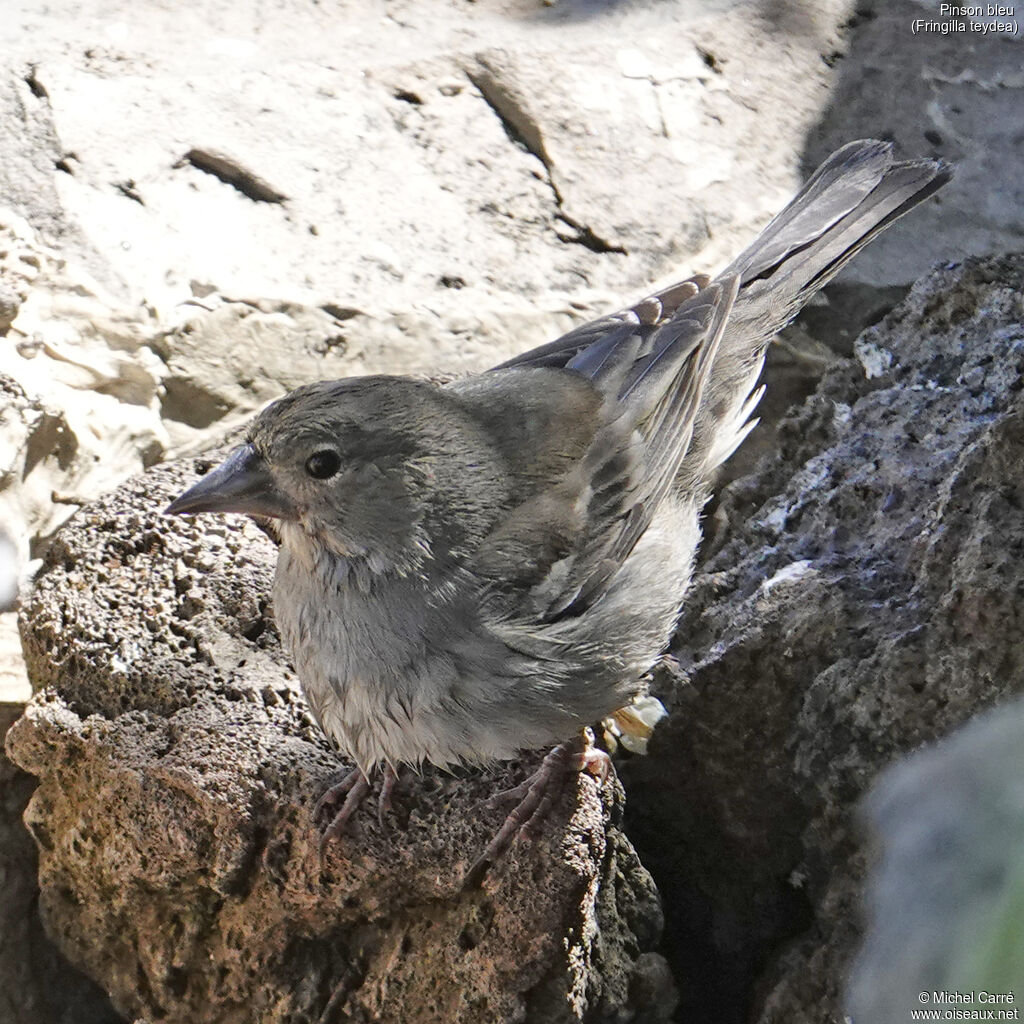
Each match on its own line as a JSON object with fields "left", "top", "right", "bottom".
{"left": 832, "top": 402, "right": 852, "bottom": 427}
{"left": 855, "top": 337, "right": 894, "bottom": 380}
{"left": 759, "top": 560, "right": 814, "bottom": 596}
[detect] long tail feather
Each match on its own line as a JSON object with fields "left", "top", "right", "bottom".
{"left": 680, "top": 140, "right": 952, "bottom": 488}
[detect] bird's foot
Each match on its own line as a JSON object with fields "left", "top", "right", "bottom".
{"left": 465, "top": 732, "right": 611, "bottom": 888}
{"left": 316, "top": 763, "right": 400, "bottom": 860}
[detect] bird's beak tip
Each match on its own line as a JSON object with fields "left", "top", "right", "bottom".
{"left": 163, "top": 445, "right": 297, "bottom": 521}
{"left": 162, "top": 487, "right": 226, "bottom": 518}
{"left": 163, "top": 495, "right": 197, "bottom": 516}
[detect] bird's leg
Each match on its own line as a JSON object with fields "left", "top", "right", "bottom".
{"left": 377, "top": 763, "right": 399, "bottom": 827}
{"left": 466, "top": 730, "right": 611, "bottom": 887}
{"left": 316, "top": 766, "right": 372, "bottom": 858}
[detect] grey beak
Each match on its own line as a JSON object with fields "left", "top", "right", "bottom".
{"left": 165, "top": 444, "right": 298, "bottom": 519}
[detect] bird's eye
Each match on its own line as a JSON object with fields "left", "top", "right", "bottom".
{"left": 304, "top": 449, "right": 341, "bottom": 479}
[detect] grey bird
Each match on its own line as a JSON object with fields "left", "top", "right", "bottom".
{"left": 166, "top": 140, "right": 951, "bottom": 879}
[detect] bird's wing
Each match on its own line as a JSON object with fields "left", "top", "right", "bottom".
{"left": 476, "top": 275, "right": 738, "bottom": 622}
{"left": 480, "top": 141, "right": 951, "bottom": 622}
{"left": 491, "top": 273, "right": 712, "bottom": 373}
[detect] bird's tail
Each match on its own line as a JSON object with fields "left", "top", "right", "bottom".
{"left": 691, "top": 139, "right": 952, "bottom": 479}
{"left": 725, "top": 139, "right": 951, "bottom": 304}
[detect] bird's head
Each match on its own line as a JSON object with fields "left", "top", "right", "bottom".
{"left": 166, "top": 376, "right": 501, "bottom": 573}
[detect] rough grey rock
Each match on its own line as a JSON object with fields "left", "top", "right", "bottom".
{"left": 620, "top": 253, "right": 1024, "bottom": 1024}
{"left": 847, "top": 697, "right": 1024, "bottom": 1023}
{"left": 6, "top": 455, "right": 668, "bottom": 1024}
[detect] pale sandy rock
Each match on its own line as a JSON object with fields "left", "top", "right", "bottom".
{"left": 0, "top": 74, "right": 74, "bottom": 256}
{"left": 2, "top": 0, "right": 856, "bottom": 314}
{"left": 1, "top": 265, "right": 167, "bottom": 567}
{"left": 0, "top": 209, "right": 42, "bottom": 332}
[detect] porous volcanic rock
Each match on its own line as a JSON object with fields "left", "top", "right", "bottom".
{"left": 621, "top": 253, "right": 1024, "bottom": 1024}
{"left": 0, "top": 702, "right": 124, "bottom": 1024}
{"left": 7, "top": 453, "right": 669, "bottom": 1024}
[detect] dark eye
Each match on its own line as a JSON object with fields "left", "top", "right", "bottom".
{"left": 304, "top": 449, "right": 341, "bottom": 479}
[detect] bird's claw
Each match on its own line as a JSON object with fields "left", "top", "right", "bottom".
{"left": 377, "top": 763, "right": 399, "bottom": 828}
{"left": 465, "top": 734, "right": 612, "bottom": 888}
{"left": 317, "top": 769, "right": 371, "bottom": 861}
{"left": 315, "top": 763, "right": 401, "bottom": 862}
{"left": 313, "top": 765, "right": 365, "bottom": 820}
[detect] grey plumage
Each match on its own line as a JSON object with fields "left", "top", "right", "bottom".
{"left": 167, "top": 141, "right": 951, "bottom": 827}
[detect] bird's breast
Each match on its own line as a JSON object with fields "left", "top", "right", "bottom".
{"left": 273, "top": 541, "right": 430, "bottom": 693}
{"left": 271, "top": 537, "right": 511, "bottom": 770}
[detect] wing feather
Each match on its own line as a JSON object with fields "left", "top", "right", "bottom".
{"left": 478, "top": 276, "right": 738, "bottom": 622}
